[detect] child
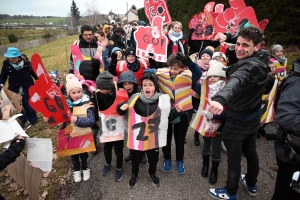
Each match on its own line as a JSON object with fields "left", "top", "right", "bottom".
{"left": 271, "top": 44, "right": 288, "bottom": 80}
{"left": 93, "top": 71, "right": 128, "bottom": 182}
{"left": 117, "top": 72, "right": 183, "bottom": 188}
{"left": 154, "top": 52, "right": 202, "bottom": 174}
{"left": 212, "top": 52, "right": 227, "bottom": 66}
{"left": 49, "top": 70, "right": 67, "bottom": 96}
{"left": 0, "top": 47, "right": 38, "bottom": 128}
{"left": 117, "top": 70, "right": 148, "bottom": 165}
{"left": 197, "top": 60, "right": 227, "bottom": 184}
{"left": 63, "top": 74, "right": 95, "bottom": 182}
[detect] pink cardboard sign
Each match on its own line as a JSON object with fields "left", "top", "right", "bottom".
{"left": 144, "top": 0, "right": 172, "bottom": 25}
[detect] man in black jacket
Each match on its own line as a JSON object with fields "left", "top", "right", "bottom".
{"left": 207, "top": 26, "right": 269, "bottom": 200}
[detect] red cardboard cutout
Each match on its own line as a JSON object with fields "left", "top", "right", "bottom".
{"left": 71, "top": 45, "right": 84, "bottom": 81}
{"left": 29, "top": 54, "right": 71, "bottom": 126}
{"left": 144, "top": 0, "right": 172, "bottom": 25}
{"left": 259, "top": 19, "right": 269, "bottom": 32}
{"left": 135, "top": 16, "right": 168, "bottom": 62}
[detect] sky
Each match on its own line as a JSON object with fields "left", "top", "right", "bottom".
{"left": 0, "top": 0, "right": 145, "bottom": 16}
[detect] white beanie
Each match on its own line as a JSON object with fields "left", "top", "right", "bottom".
{"left": 207, "top": 60, "right": 226, "bottom": 78}
{"left": 65, "top": 74, "right": 82, "bottom": 95}
{"left": 212, "top": 52, "right": 226, "bottom": 61}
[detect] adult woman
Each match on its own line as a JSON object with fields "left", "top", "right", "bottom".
{"left": 0, "top": 47, "right": 38, "bottom": 127}
{"left": 166, "top": 21, "right": 188, "bottom": 58}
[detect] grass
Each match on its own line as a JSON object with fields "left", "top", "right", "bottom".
{"left": 0, "top": 35, "right": 77, "bottom": 200}
{"left": 0, "top": 17, "right": 67, "bottom": 25}
{"left": 0, "top": 29, "right": 67, "bottom": 45}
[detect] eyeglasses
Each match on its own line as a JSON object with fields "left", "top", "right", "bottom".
{"left": 83, "top": 34, "right": 93, "bottom": 37}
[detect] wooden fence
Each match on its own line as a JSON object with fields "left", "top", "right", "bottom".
{"left": 0, "top": 34, "right": 66, "bottom": 55}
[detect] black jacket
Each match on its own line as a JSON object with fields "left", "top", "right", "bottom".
{"left": 0, "top": 58, "right": 38, "bottom": 98}
{"left": 116, "top": 95, "right": 180, "bottom": 121}
{"left": 0, "top": 138, "right": 25, "bottom": 171}
{"left": 166, "top": 33, "right": 188, "bottom": 58}
{"left": 214, "top": 50, "right": 269, "bottom": 117}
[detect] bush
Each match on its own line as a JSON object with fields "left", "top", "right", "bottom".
{"left": 42, "top": 32, "right": 52, "bottom": 38}
{"left": 7, "top": 34, "right": 18, "bottom": 43}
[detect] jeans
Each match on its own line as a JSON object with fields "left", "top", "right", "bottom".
{"left": 162, "top": 114, "right": 188, "bottom": 161}
{"left": 272, "top": 157, "right": 300, "bottom": 200}
{"left": 202, "top": 134, "right": 222, "bottom": 162}
{"left": 223, "top": 117, "right": 260, "bottom": 196}
{"left": 131, "top": 148, "right": 159, "bottom": 176}
{"left": 19, "top": 96, "right": 37, "bottom": 124}
{"left": 71, "top": 152, "right": 88, "bottom": 171}
{"left": 104, "top": 140, "right": 123, "bottom": 169}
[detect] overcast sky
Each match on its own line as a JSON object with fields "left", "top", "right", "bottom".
{"left": 0, "top": 0, "right": 145, "bottom": 16}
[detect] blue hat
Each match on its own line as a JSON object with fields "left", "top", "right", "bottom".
{"left": 111, "top": 47, "right": 123, "bottom": 55}
{"left": 137, "top": 21, "right": 147, "bottom": 26}
{"left": 4, "top": 47, "right": 21, "bottom": 58}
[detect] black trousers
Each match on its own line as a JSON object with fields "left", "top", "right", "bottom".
{"left": 131, "top": 148, "right": 159, "bottom": 176}
{"left": 71, "top": 152, "right": 88, "bottom": 171}
{"left": 162, "top": 114, "right": 188, "bottom": 161}
{"left": 104, "top": 140, "right": 124, "bottom": 169}
{"left": 272, "top": 157, "right": 300, "bottom": 200}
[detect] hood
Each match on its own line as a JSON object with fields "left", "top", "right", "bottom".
{"left": 102, "top": 24, "right": 111, "bottom": 36}
{"left": 117, "top": 70, "right": 138, "bottom": 88}
{"left": 292, "top": 57, "right": 300, "bottom": 72}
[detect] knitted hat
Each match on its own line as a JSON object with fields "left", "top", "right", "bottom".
{"left": 140, "top": 72, "right": 159, "bottom": 92}
{"left": 271, "top": 44, "right": 283, "bottom": 55}
{"left": 125, "top": 47, "right": 136, "bottom": 57}
{"left": 212, "top": 52, "right": 226, "bottom": 61}
{"left": 200, "top": 49, "right": 213, "bottom": 59}
{"left": 66, "top": 74, "right": 82, "bottom": 95}
{"left": 111, "top": 47, "right": 123, "bottom": 55}
{"left": 207, "top": 60, "right": 226, "bottom": 78}
{"left": 96, "top": 71, "right": 114, "bottom": 90}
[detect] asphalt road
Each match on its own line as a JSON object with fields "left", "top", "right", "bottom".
{"left": 65, "top": 122, "right": 278, "bottom": 200}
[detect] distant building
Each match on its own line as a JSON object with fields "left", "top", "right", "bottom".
{"left": 125, "top": 9, "right": 138, "bottom": 22}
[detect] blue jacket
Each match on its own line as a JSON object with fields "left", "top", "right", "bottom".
{"left": 0, "top": 58, "right": 38, "bottom": 98}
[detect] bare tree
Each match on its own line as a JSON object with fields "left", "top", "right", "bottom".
{"left": 84, "top": 0, "right": 103, "bottom": 26}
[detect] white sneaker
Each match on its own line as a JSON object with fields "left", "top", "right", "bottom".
{"left": 221, "top": 141, "right": 227, "bottom": 152}
{"left": 73, "top": 171, "right": 82, "bottom": 182}
{"left": 83, "top": 169, "right": 90, "bottom": 181}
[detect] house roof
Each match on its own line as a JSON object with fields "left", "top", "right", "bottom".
{"left": 126, "top": 9, "right": 138, "bottom": 15}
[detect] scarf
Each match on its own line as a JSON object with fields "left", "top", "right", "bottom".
{"left": 9, "top": 60, "right": 24, "bottom": 71}
{"left": 209, "top": 80, "right": 225, "bottom": 98}
{"left": 127, "top": 59, "right": 140, "bottom": 72}
{"left": 168, "top": 29, "right": 185, "bottom": 55}
{"left": 273, "top": 55, "right": 287, "bottom": 66}
{"left": 66, "top": 93, "right": 90, "bottom": 108}
{"left": 197, "top": 59, "right": 210, "bottom": 71}
{"left": 129, "top": 92, "right": 161, "bottom": 104}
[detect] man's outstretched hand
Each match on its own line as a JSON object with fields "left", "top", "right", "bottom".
{"left": 206, "top": 98, "right": 223, "bottom": 115}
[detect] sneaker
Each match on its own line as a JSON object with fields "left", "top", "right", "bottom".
{"left": 101, "top": 164, "right": 111, "bottom": 176}
{"left": 148, "top": 174, "right": 160, "bottom": 187}
{"left": 177, "top": 161, "right": 185, "bottom": 174}
{"left": 240, "top": 174, "right": 257, "bottom": 196}
{"left": 221, "top": 141, "right": 227, "bottom": 152}
{"left": 129, "top": 174, "right": 138, "bottom": 189}
{"left": 124, "top": 154, "right": 132, "bottom": 163}
{"left": 208, "top": 188, "right": 237, "bottom": 200}
{"left": 82, "top": 169, "right": 90, "bottom": 181}
{"left": 114, "top": 169, "right": 123, "bottom": 182}
{"left": 73, "top": 171, "right": 82, "bottom": 182}
{"left": 163, "top": 159, "right": 171, "bottom": 172}
{"left": 141, "top": 155, "right": 148, "bottom": 166}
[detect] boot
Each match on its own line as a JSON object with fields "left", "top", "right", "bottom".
{"left": 201, "top": 155, "right": 209, "bottom": 177}
{"left": 209, "top": 161, "right": 220, "bottom": 184}
{"left": 194, "top": 131, "right": 200, "bottom": 146}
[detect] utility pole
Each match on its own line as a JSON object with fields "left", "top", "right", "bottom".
{"left": 127, "top": 1, "right": 128, "bottom": 24}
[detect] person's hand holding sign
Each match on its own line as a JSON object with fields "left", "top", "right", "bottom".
{"left": 206, "top": 98, "right": 223, "bottom": 115}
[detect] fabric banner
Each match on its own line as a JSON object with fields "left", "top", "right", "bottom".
{"left": 261, "top": 78, "right": 279, "bottom": 124}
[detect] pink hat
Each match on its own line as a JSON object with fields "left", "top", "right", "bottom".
{"left": 65, "top": 74, "right": 82, "bottom": 95}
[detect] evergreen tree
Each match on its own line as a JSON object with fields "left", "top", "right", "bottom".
{"left": 70, "top": 0, "right": 80, "bottom": 28}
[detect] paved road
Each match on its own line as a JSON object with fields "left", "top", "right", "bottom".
{"left": 65, "top": 122, "right": 278, "bottom": 200}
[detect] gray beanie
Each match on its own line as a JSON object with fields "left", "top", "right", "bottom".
{"left": 207, "top": 60, "right": 226, "bottom": 78}
{"left": 271, "top": 44, "right": 283, "bottom": 55}
{"left": 96, "top": 71, "right": 114, "bottom": 90}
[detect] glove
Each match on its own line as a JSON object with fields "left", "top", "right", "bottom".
{"left": 111, "top": 52, "right": 118, "bottom": 65}
{"left": 91, "top": 57, "right": 100, "bottom": 72}
{"left": 206, "top": 111, "right": 213, "bottom": 120}
{"left": 144, "top": 68, "right": 157, "bottom": 74}
{"left": 176, "top": 52, "right": 193, "bottom": 66}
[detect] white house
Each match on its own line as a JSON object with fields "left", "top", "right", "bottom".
{"left": 125, "top": 9, "right": 138, "bottom": 22}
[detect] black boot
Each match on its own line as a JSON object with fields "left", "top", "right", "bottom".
{"left": 201, "top": 155, "right": 209, "bottom": 177}
{"left": 209, "top": 161, "right": 220, "bottom": 184}
{"left": 194, "top": 131, "right": 200, "bottom": 146}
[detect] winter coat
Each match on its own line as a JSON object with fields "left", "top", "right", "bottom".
{"left": 0, "top": 138, "right": 25, "bottom": 171}
{"left": 0, "top": 58, "right": 38, "bottom": 98}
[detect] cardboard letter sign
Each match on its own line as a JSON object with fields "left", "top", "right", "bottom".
{"left": 144, "top": 0, "right": 172, "bottom": 25}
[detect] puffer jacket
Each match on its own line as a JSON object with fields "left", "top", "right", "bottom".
{"left": 213, "top": 50, "right": 269, "bottom": 117}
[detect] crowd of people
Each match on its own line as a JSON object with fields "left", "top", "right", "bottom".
{"left": 0, "top": 19, "right": 299, "bottom": 200}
